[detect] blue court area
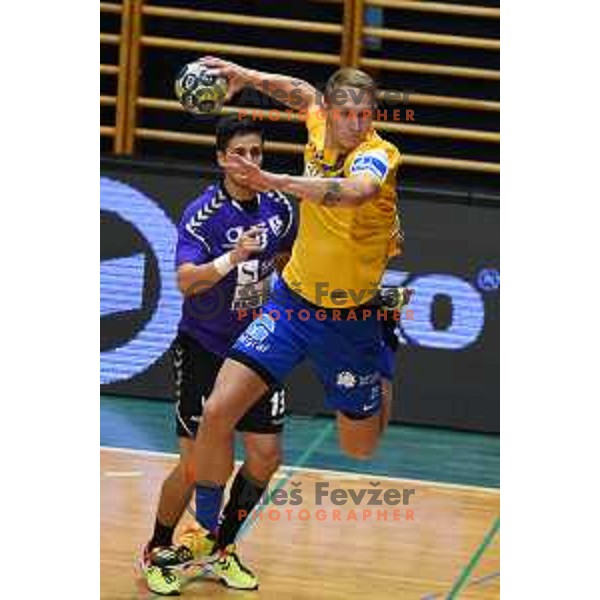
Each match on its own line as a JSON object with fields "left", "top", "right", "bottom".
{"left": 101, "top": 394, "right": 499, "bottom": 489}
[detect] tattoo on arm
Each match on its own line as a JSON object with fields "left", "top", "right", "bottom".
{"left": 322, "top": 180, "right": 342, "bottom": 206}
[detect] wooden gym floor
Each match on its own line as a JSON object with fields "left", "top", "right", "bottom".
{"left": 100, "top": 396, "right": 499, "bottom": 599}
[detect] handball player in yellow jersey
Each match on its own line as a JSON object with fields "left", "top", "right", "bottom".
{"left": 185, "top": 57, "right": 406, "bottom": 581}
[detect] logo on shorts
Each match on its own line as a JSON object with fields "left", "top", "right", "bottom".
{"left": 238, "top": 313, "right": 276, "bottom": 353}
{"left": 246, "top": 313, "right": 275, "bottom": 342}
{"left": 359, "top": 372, "right": 380, "bottom": 386}
{"left": 336, "top": 371, "right": 357, "bottom": 389}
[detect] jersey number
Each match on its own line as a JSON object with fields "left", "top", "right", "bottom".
{"left": 270, "top": 390, "right": 285, "bottom": 417}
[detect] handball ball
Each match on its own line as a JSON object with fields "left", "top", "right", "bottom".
{"left": 174, "top": 61, "right": 228, "bottom": 116}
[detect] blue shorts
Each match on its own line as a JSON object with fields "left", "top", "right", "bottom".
{"left": 229, "top": 278, "right": 397, "bottom": 418}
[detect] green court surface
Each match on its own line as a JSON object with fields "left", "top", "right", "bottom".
{"left": 101, "top": 394, "right": 499, "bottom": 488}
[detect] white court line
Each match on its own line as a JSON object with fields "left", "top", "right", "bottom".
{"left": 102, "top": 470, "right": 143, "bottom": 478}
{"left": 100, "top": 445, "right": 499, "bottom": 495}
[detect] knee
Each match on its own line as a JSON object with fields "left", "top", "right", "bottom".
{"left": 201, "top": 393, "right": 234, "bottom": 434}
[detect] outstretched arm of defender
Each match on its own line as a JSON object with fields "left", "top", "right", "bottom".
{"left": 199, "top": 56, "right": 317, "bottom": 112}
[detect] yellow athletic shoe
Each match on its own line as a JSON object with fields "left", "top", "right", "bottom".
{"left": 140, "top": 545, "right": 185, "bottom": 596}
{"left": 143, "top": 565, "right": 181, "bottom": 596}
{"left": 206, "top": 544, "right": 259, "bottom": 590}
{"left": 177, "top": 525, "right": 217, "bottom": 561}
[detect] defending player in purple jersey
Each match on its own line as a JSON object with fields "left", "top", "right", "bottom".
{"left": 140, "top": 116, "right": 296, "bottom": 595}
{"left": 176, "top": 182, "right": 295, "bottom": 357}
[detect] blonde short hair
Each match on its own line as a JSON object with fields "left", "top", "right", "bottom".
{"left": 325, "top": 68, "right": 377, "bottom": 105}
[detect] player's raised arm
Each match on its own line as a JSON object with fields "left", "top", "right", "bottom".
{"left": 199, "top": 56, "right": 317, "bottom": 112}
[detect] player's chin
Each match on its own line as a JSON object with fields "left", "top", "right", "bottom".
{"left": 227, "top": 172, "right": 244, "bottom": 183}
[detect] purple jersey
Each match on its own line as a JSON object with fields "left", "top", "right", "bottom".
{"left": 175, "top": 182, "right": 296, "bottom": 357}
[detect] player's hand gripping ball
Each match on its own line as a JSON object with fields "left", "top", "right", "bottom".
{"left": 174, "top": 61, "right": 228, "bottom": 116}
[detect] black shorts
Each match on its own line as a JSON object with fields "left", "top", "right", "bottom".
{"left": 172, "top": 331, "right": 286, "bottom": 438}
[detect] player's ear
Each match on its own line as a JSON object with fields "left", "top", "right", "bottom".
{"left": 258, "top": 144, "right": 264, "bottom": 167}
{"left": 216, "top": 150, "right": 227, "bottom": 169}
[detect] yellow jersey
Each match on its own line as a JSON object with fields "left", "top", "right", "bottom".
{"left": 282, "top": 104, "right": 402, "bottom": 308}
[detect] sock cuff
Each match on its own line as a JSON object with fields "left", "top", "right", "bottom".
{"left": 195, "top": 481, "right": 225, "bottom": 490}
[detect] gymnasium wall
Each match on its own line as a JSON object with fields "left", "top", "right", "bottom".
{"left": 100, "top": 157, "right": 499, "bottom": 433}
{"left": 101, "top": 0, "right": 500, "bottom": 193}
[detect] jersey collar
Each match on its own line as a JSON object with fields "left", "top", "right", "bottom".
{"left": 217, "top": 180, "right": 261, "bottom": 213}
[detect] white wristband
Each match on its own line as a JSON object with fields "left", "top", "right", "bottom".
{"left": 213, "top": 251, "right": 235, "bottom": 276}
